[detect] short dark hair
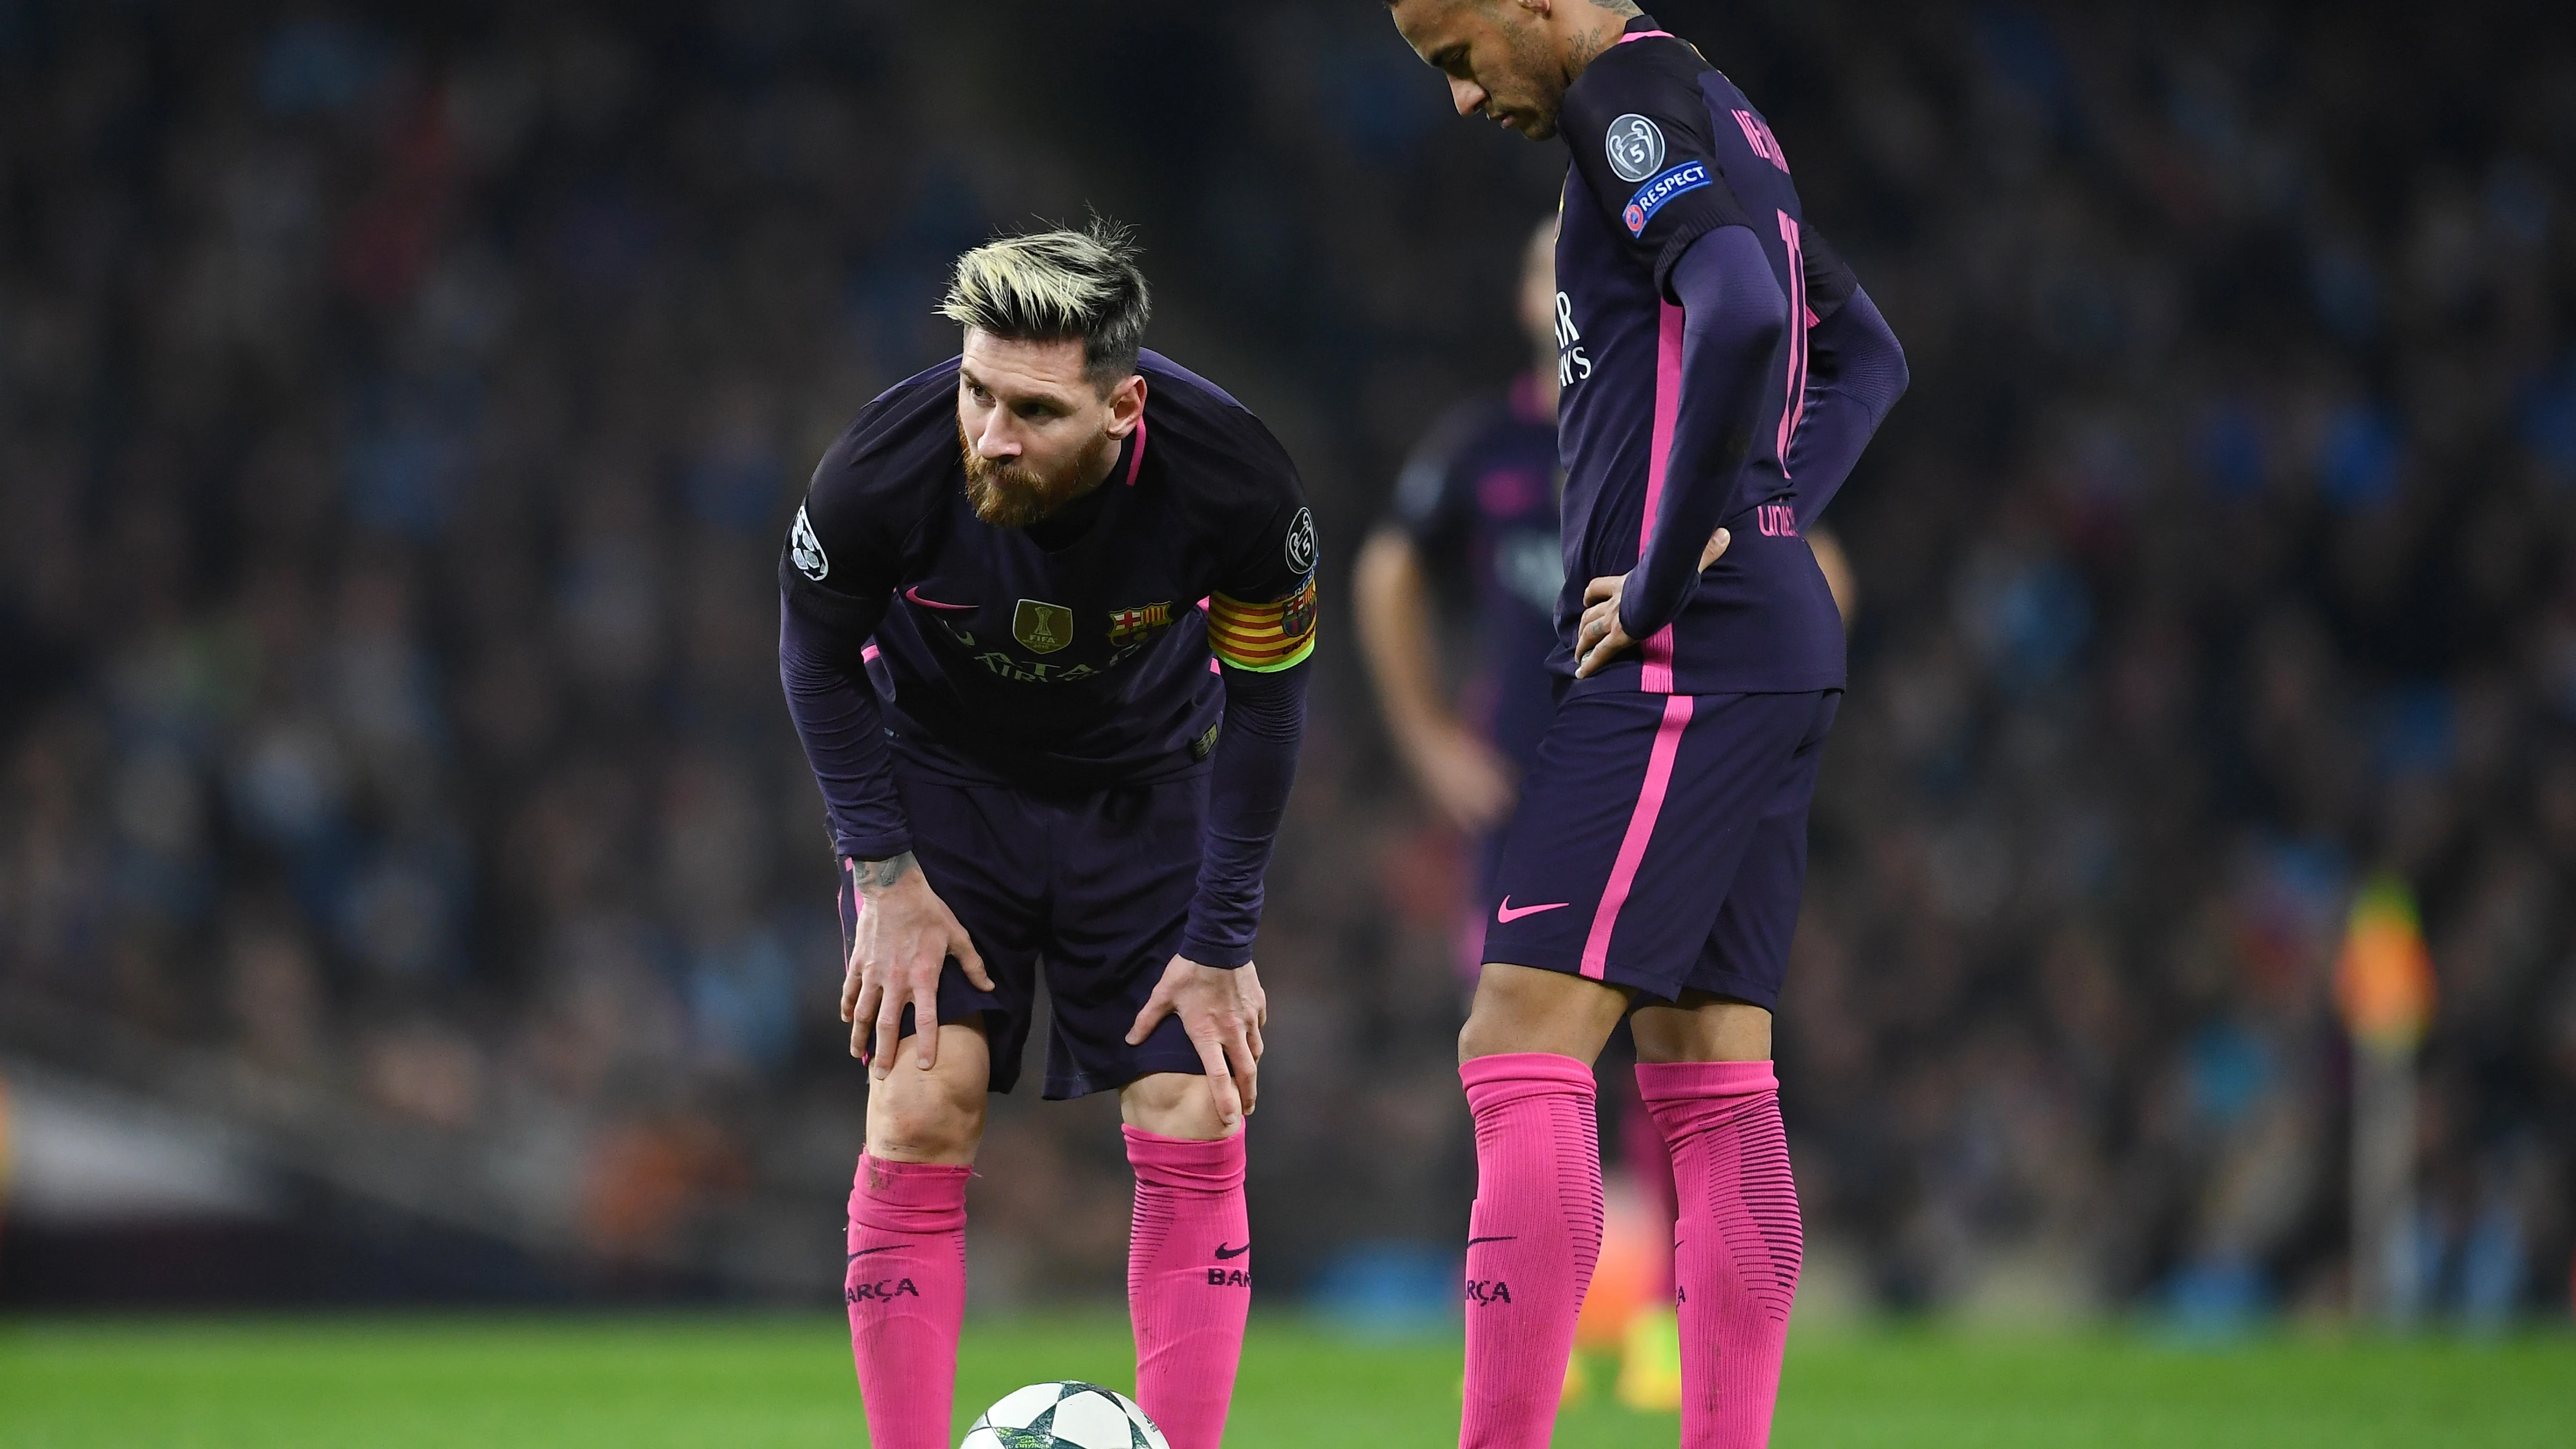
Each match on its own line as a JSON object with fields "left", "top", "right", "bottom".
{"left": 937, "top": 219, "right": 1151, "bottom": 394}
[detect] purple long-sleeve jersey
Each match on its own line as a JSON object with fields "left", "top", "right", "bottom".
{"left": 1551, "top": 13, "right": 1893, "bottom": 697}
{"left": 777, "top": 350, "right": 1317, "bottom": 967}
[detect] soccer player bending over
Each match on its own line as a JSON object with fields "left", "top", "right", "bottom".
{"left": 778, "top": 222, "right": 1317, "bottom": 1449}
{"left": 1387, "top": 4, "right": 1908, "bottom": 1446}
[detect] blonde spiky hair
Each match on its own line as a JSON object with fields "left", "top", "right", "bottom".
{"left": 938, "top": 218, "right": 1152, "bottom": 394}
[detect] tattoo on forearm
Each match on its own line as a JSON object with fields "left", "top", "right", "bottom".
{"left": 854, "top": 852, "right": 916, "bottom": 891}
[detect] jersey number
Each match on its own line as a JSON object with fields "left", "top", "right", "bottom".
{"left": 1776, "top": 211, "right": 1809, "bottom": 473}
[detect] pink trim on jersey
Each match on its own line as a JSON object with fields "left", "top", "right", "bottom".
{"left": 1619, "top": 30, "right": 1675, "bottom": 43}
{"left": 1578, "top": 693, "right": 1696, "bottom": 980}
{"left": 1775, "top": 211, "right": 1809, "bottom": 474}
{"left": 1125, "top": 416, "right": 1149, "bottom": 486}
{"left": 1637, "top": 301, "right": 1685, "bottom": 695}
{"left": 862, "top": 643, "right": 880, "bottom": 664}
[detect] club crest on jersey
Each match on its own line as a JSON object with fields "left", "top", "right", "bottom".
{"left": 1624, "top": 161, "right": 1712, "bottom": 237}
{"left": 789, "top": 506, "right": 829, "bottom": 581}
{"left": 1605, "top": 113, "right": 1666, "bottom": 183}
{"left": 1012, "top": 598, "right": 1075, "bottom": 654}
{"left": 1108, "top": 601, "right": 1174, "bottom": 645}
{"left": 1283, "top": 507, "right": 1318, "bottom": 573}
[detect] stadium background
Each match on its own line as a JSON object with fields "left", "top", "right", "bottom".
{"left": 0, "top": 0, "right": 2571, "bottom": 1341}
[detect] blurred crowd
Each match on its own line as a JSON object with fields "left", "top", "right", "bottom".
{"left": 2, "top": 0, "right": 2572, "bottom": 1318}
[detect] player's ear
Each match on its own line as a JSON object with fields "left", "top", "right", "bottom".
{"left": 1105, "top": 375, "right": 1147, "bottom": 438}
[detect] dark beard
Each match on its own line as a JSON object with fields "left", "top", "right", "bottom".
{"left": 959, "top": 421, "right": 1116, "bottom": 529}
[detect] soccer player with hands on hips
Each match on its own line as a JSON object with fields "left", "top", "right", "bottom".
{"left": 778, "top": 222, "right": 1317, "bottom": 1449}
{"left": 1386, "top": 3, "right": 1909, "bottom": 1446}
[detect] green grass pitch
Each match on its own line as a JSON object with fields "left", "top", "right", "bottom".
{"left": 2, "top": 1312, "right": 2567, "bottom": 1447}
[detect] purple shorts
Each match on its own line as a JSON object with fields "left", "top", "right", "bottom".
{"left": 838, "top": 773, "right": 1209, "bottom": 1099}
{"left": 1481, "top": 688, "right": 1839, "bottom": 1010}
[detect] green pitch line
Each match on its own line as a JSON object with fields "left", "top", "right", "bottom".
{"left": 0, "top": 1313, "right": 2567, "bottom": 1448}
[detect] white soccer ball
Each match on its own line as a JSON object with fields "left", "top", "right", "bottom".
{"left": 959, "top": 1381, "right": 1169, "bottom": 1449}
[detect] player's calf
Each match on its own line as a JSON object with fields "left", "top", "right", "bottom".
{"left": 1123, "top": 1120, "right": 1251, "bottom": 1449}
{"left": 1458, "top": 1050, "right": 1604, "bottom": 1448}
{"left": 845, "top": 1019, "right": 986, "bottom": 1448}
{"left": 845, "top": 1151, "right": 972, "bottom": 1449}
{"left": 1638, "top": 1059, "right": 1801, "bottom": 1449}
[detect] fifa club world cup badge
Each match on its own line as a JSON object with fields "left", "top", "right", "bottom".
{"left": 1012, "top": 598, "right": 1075, "bottom": 654}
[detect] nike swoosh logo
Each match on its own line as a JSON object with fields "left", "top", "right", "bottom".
{"left": 1465, "top": 1235, "right": 1517, "bottom": 1247}
{"left": 1496, "top": 897, "right": 1571, "bottom": 923}
{"left": 1214, "top": 1242, "right": 1251, "bottom": 1260}
{"left": 847, "top": 1246, "right": 903, "bottom": 1261}
{"left": 903, "top": 586, "right": 974, "bottom": 611}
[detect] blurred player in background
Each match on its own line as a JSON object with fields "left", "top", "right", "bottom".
{"left": 1388, "top": 3, "right": 1908, "bottom": 1445}
{"left": 778, "top": 222, "right": 1317, "bottom": 1449}
{"left": 1357, "top": 218, "right": 1563, "bottom": 921}
{"left": 1358, "top": 214, "right": 1859, "bottom": 1412}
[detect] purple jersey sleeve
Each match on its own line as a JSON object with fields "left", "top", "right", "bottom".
{"left": 1558, "top": 33, "right": 1753, "bottom": 298}
{"left": 1787, "top": 283, "right": 1907, "bottom": 526}
{"left": 778, "top": 585, "right": 908, "bottom": 861}
{"left": 1179, "top": 658, "right": 1310, "bottom": 968}
{"left": 778, "top": 415, "right": 918, "bottom": 860}
{"left": 1615, "top": 225, "right": 1790, "bottom": 643}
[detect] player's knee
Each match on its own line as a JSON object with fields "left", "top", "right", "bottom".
{"left": 1456, "top": 995, "right": 1534, "bottom": 1063}
{"left": 1120, "top": 1072, "right": 1235, "bottom": 1141}
{"left": 870, "top": 1090, "right": 982, "bottom": 1161}
{"left": 1458, "top": 962, "right": 1628, "bottom": 1065}
{"left": 867, "top": 1061, "right": 986, "bottom": 1162}
{"left": 1631, "top": 997, "right": 1773, "bottom": 1062}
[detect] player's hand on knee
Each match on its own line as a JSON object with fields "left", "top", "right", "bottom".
{"left": 845, "top": 852, "right": 990, "bottom": 1078}
{"left": 1127, "top": 954, "right": 1264, "bottom": 1131}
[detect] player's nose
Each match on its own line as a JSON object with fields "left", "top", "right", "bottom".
{"left": 970, "top": 414, "right": 1020, "bottom": 458}
{"left": 1449, "top": 76, "right": 1487, "bottom": 118}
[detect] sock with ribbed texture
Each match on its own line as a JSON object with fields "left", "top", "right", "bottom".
{"left": 1458, "top": 1052, "right": 1603, "bottom": 1449}
{"left": 1124, "top": 1126, "right": 1251, "bottom": 1449}
{"left": 845, "top": 1153, "right": 970, "bottom": 1449}
{"left": 1638, "top": 1060, "right": 1802, "bottom": 1448}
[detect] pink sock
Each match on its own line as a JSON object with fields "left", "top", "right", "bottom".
{"left": 1638, "top": 1061, "right": 1802, "bottom": 1449}
{"left": 846, "top": 1153, "right": 970, "bottom": 1449}
{"left": 1618, "top": 1067, "right": 1680, "bottom": 1303}
{"left": 1459, "top": 1052, "right": 1603, "bottom": 1449}
{"left": 1124, "top": 1126, "right": 1251, "bottom": 1449}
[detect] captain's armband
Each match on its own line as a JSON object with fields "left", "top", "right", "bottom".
{"left": 1208, "top": 577, "right": 1318, "bottom": 673}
